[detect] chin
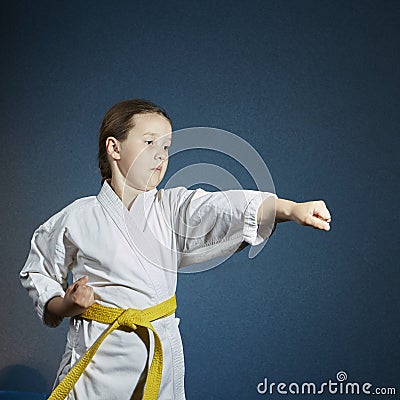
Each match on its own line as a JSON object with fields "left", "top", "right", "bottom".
{"left": 143, "top": 180, "right": 158, "bottom": 191}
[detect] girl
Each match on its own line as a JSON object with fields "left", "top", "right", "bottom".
{"left": 20, "top": 99, "right": 331, "bottom": 400}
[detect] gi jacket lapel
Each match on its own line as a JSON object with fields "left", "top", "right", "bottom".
{"left": 96, "top": 181, "right": 166, "bottom": 297}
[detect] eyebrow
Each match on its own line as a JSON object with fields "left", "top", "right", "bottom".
{"left": 142, "top": 132, "right": 172, "bottom": 141}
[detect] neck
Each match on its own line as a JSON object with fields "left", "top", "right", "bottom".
{"left": 109, "top": 177, "right": 143, "bottom": 210}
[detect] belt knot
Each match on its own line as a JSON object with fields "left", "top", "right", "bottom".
{"left": 117, "top": 308, "right": 142, "bottom": 329}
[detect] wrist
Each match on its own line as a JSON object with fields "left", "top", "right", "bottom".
{"left": 275, "top": 198, "right": 297, "bottom": 222}
{"left": 47, "top": 295, "right": 78, "bottom": 318}
{"left": 46, "top": 296, "right": 68, "bottom": 318}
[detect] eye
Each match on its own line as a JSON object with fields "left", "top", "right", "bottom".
{"left": 145, "top": 140, "right": 153, "bottom": 145}
{"left": 163, "top": 145, "right": 169, "bottom": 150}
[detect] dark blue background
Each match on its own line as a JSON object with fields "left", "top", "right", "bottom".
{"left": 1, "top": 1, "right": 398, "bottom": 398}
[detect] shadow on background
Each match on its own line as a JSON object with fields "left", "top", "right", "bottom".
{"left": 0, "top": 365, "right": 48, "bottom": 398}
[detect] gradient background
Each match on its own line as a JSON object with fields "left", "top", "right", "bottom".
{"left": 1, "top": 0, "right": 399, "bottom": 398}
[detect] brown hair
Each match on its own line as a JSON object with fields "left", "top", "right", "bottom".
{"left": 98, "top": 99, "right": 172, "bottom": 183}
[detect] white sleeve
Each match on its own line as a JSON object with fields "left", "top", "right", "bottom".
{"left": 171, "top": 187, "right": 277, "bottom": 268}
{"left": 19, "top": 213, "right": 77, "bottom": 327}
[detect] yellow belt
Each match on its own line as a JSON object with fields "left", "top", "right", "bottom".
{"left": 48, "top": 295, "right": 177, "bottom": 400}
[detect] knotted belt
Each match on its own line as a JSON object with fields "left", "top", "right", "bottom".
{"left": 48, "top": 295, "right": 177, "bottom": 400}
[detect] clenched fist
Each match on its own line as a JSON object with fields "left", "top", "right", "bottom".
{"left": 291, "top": 200, "right": 331, "bottom": 231}
{"left": 46, "top": 275, "right": 95, "bottom": 318}
{"left": 274, "top": 198, "right": 332, "bottom": 231}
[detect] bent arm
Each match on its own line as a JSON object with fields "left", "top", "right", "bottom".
{"left": 46, "top": 276, "right": 95, "bottom": 318}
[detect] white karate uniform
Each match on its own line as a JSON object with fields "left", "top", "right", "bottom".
{"left": 20, "top": 180, "right": 277, "bottom": 400}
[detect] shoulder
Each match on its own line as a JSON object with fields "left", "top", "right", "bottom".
{"left": 153, "top": 186, "right": 207, "bottom": 212}
{"left": 156, "top": 186, "right": 189, "bottom": 198}
{"left": 38, "top": 195, "right": 99, "bottom": 232}
{"left": 155, "top": 186, "right": 206, "bottom": 204}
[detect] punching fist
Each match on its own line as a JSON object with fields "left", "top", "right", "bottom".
{"left": 291, "top": 200, "right": 331, "bottom": 231}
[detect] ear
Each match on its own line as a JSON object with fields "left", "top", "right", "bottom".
{"left": 106, "top": 137, "right": 121, "bottom": 160}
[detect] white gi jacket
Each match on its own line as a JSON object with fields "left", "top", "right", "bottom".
{"left": 20, "top": 180, "right": 277, "bottom": 400}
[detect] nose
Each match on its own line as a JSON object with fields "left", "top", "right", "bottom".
{"left": 155, "top": 146, "right": 168, "bottom": 161}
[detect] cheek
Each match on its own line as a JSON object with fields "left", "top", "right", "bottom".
{"left": 160, "top": 160, "right": 169, "bottom": 178}
{"left": 160, "top": 159, "right": 168, "bottom": 175}
{"left": 124, "top": 148, "right": 146, "bottom": 171}
{"left": 122, "top": 154, "right": 136, "bottom": 175}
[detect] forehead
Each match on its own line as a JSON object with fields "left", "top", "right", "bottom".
{"left": 130, "top": 113, "right": 172, "bottom": 139}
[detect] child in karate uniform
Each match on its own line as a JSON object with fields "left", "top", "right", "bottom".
{"left": 20, "top": 99, "right": 331, "bottom": 400}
